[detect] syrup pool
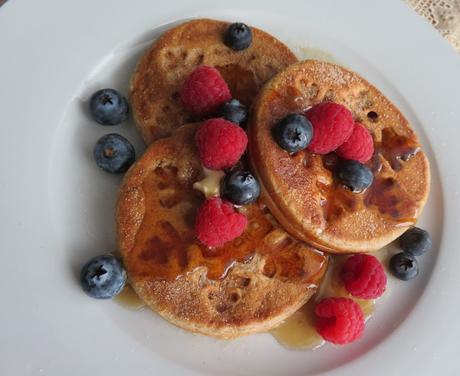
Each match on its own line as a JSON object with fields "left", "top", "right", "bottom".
{"left": 115, "top": 284, "right": 145, "bottom": 311}
{"left": 270, "top": 247, "right": 392, "bottom": 350}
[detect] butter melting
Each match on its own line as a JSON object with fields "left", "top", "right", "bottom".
{"left": 193, "top": 168, "right": 225, "bottom": 198}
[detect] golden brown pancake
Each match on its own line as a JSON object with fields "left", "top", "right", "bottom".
{"left": 116, "top": 124, "right": 327, "bottom": 339}
{"left": 129, "top": 18, "right": 298, "bottom": 144}
{"left": 248, "top": 60, "right": 430, "bottom": 253}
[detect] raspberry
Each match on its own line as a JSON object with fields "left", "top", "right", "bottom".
{"left": 341, "top": 254, "right": 387, "bottom": 299}
{"left": 195, "top": 197, "right": 248, "bottom": 247}
{"left": 195, "top": 118, "right": 248, "bottom": 170}
{"left": 315, "top": 297, "right": 365, "bottom": 345}
{"left": 336, "top": 122, "right": 374, "bottom": 163}
{"left": 305, "top": 102, "right": 354, "bottom": 154}
{"left": 180, "top": 66, "right": 231, "bottom": 116}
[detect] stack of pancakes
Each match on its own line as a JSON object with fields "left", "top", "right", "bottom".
{"left": 117, "top": 19, "right": 430, "bottom": 338}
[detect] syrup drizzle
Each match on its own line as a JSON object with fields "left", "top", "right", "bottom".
{"left": 216, "top": 64, "right": 258, "bottom": 106}
{"left": 376, "top": 128, "right": 420, "bottom": 172}
{"left": 129, "top": 165, "right": 325, "bottom": 282}
{"left": 364, "top": 177, "right": 417, "bottom": 221}
{"left": 115, "top": 285, "right": 145, "bottom": 310}
{"left": 318, "top": 128, "right": 420, "bottom": 224}
{"left": 270, "top": 251, "right": 387, "bottom": 350}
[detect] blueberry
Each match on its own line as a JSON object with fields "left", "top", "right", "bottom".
{"left": 335, "top": 160, "right": 373, "bottom": 193}
{"left": 93, "top": 133, "right": 135, "bottom": 173}
{"left": 274, "top": 114, "right": 313, "bottom": 153}
{"left": 224, "top": 22, "right": 253, "bottom": 51}
{"left": 80, "top": 255, "right": 127, "bottom": 299}
{"left": 90, "top": 88, "right": 129, "bottom": 125}
{"left": 218, "top": 99, "right": 247, "bottom": 125}
{"left": 221, "top": 170, "right": 260, "bottom": 205}
{"left": 399, "top": 227, "right": 432, "bottom": 256}
{"left": 389, "top": 252, "right": 419, "bottom": 281}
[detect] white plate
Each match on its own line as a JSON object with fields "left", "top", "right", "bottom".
{"left": 1, "top": 0, "right": 460, "bottom": 375}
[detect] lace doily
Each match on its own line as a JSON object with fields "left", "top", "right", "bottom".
{"left": 407, "top": 0, "right": 460, "bottom": 52}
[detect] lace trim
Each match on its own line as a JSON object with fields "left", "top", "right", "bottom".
{"left": 407, "top": 0, "right": 460, "bottom": 52}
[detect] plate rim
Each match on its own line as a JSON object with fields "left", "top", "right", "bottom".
{"left": 1, "top": 0, "right": 460, "bottom": 375}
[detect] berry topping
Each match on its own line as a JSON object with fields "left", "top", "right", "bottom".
{"left": 390, "top": 252, "right": 419, "bottom": 280}
{"left": 399, "top": 227, "right": 432, "bottom": 256}
{"left": 181, "top": 66, "right": 231, "bottom": 116}
{"left": 274, "top": 114, "right": 313, "bottom": 153}
{"left": 314, "top": 297, "right": 365, "bottom": 345}
{"left": 336, "top": 122, "right": 374, "bottom": 163}
{"left": 218, "top": 99, "right": 248, "bottom": 125}
{"left": 195, "top": 197, "right": 248, "bottom": 247}
{"left": 80, "top": 255, "right": 127, "bottom": 299}
{"left": 223, "top": 22, "right": 253, "bottom": 51}
{"left": 89, "top": 88, "right": 129, "bottom": 125}
{"left": 93, "top": 133, "right": 135, "bottom": 174}
{"left": 341, "top": 254, "right": 387, "bottom": 299}
{"left": 195, "top": 118, "right": 248, "bottom": 170}
{"left": 305, "top": 102, "right": 354, "bottom": 154}
{"left": 221, "top": 170, "right": 260, "bottom": 205}
{"left": 335, "top": 160, "right": 373, "bottom": 192}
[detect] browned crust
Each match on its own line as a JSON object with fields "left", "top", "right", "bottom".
{"left": 248, "top": 60, "right": 430, "bottom": 253}
{"left": 129, "top": 18, "right": 298, "bottom": 144}
{"left": 117, "top": 124, "right": 327, "bottom": 338}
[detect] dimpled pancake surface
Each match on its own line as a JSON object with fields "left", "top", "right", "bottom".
{"left": 129, "top": 19, "right": 298, "bottom": 144}
{"left": 117, "top": 124, "right": 326, "bottom": 339}
{"left": 249, "top": 60, "right": 430, "bottom": 253}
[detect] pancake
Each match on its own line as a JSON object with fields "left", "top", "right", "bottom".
{"left": 129, "top": 18, "right": 298, "bottom": 144}
{"left": 116, "top": 124, "right": 327, "bottom": 339}
{"left": 248, "top": 60, "right": 430, "bottom": 253}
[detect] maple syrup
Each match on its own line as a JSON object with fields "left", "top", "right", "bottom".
{"left": 270, "top": 250, "right": 389, "bottom": 350}
{"left": 375, "top": 128, "right": 420, "bottom": 172}
{"left": 115, "top": 284, "right": 145, "bottom": 310}
{"left": 317, "top": 126, "right": 420, "bottom": 224}
{"left": 364, "top": 177, "right": 417, "bottom": 221}
{"left": 128, "top": 164, "right": 326, "bottom": 283}
{"left": 216, "top": 64, "right": 258, "bottom": 107}
{"left": 270, "top": 299, "right": 324, "bottom": 350}
{"left": 298, "top": 47, "right": 338, "bottom": 64}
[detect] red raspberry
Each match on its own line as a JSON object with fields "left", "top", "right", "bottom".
{"left": 336, "top": 122, "right": 374, "bottom": 163}
{"left": 340, "top": 254, "right": 387, "bottom": 299}
{"left": 195, "top": 118, "right": 247, "bottom": 170}
{"left": 315, "top": 297, "right": 365, "bottom": 344}
{"left": 305, "top": 102, "right": 354, "bottom": 154}
{"left": 195, "top": 197, "right": 248, "bottom": 247}
{"left": 180, "top": 66, "right": 231, "bottom": 116}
